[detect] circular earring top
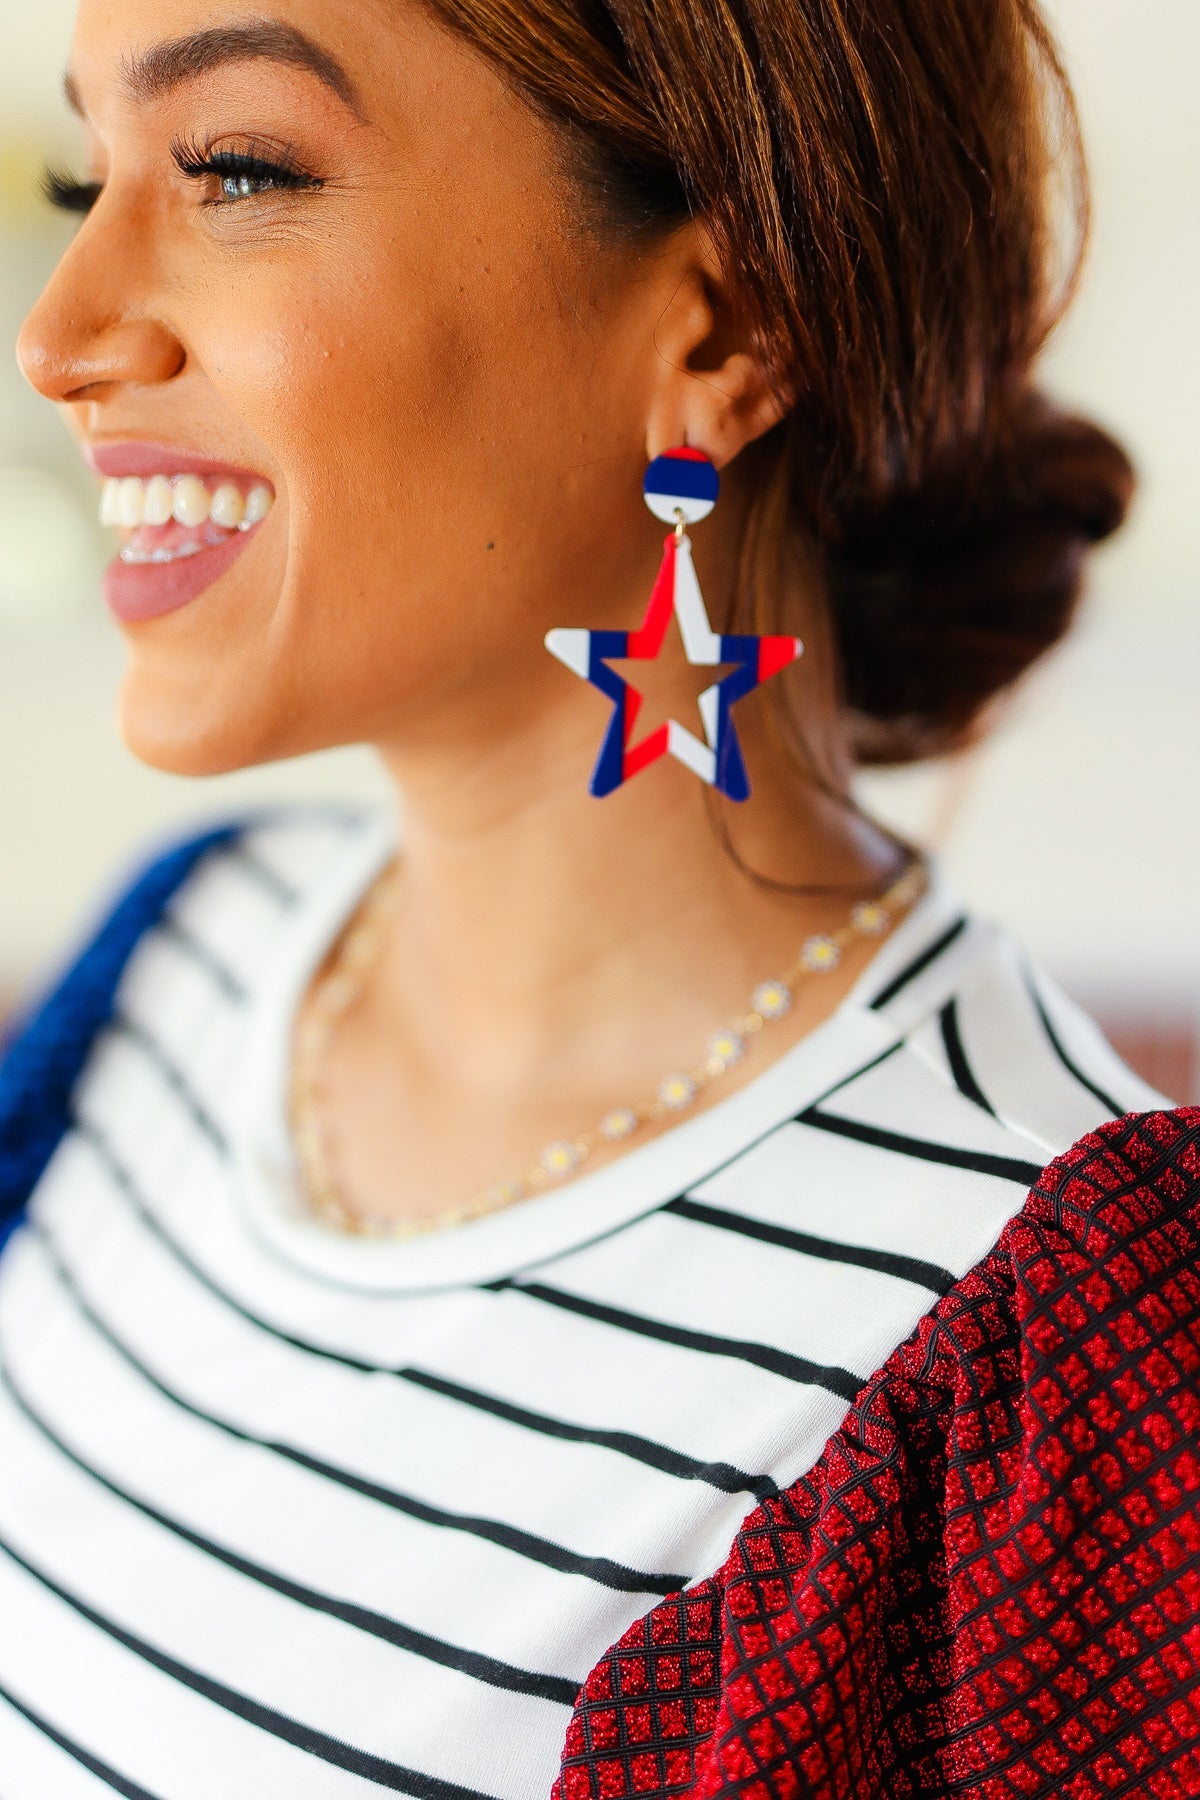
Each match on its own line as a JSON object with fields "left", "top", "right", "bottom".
{"left": 643, "top": 446, "right": 719, "bottom": 525}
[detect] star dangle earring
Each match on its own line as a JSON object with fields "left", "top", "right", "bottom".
{"left": 545, "top": 447, "right": 803, "bottom": 802}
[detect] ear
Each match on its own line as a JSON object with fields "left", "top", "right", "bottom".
{"left": 643, "top": 222, "right": 790, "bottom": 468}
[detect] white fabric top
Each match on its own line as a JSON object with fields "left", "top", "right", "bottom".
{"left": 0, "top": 809, "right": 1164, "bottom": 1800}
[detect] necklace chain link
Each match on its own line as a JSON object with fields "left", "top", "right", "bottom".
{"left": 290, "top": 858, "right": 927, "bottom": 1239}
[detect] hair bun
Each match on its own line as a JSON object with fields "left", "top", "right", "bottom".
{"left": 827, "top": 391, "right": 1136, "bottom": 765}
{"left": 1015, "top": 398, "right": 1135, "bottom": 541}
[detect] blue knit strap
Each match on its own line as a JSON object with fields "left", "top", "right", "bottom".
{"left": 0, "top": 822, "right": 248, "bottom": 1256}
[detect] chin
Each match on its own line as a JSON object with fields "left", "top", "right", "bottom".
{"left": 110, "top": 537, "right": 322, "bottom": 777}
{"left": 115, "top": 658, "right": 300, "bottom": 779}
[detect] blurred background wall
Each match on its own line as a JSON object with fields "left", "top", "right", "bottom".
{"left": 1, "top": 0, "right": 1197, "bottom": 1098}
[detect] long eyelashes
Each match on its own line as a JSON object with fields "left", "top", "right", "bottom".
{"left": 38, "top": 139, "right": 323, "bottom": 217}
{"left": 41, "top": 164, "right": 103, "bottom": 215}
{"left": 169, "top": 135, "right": 323, "bottom": 202}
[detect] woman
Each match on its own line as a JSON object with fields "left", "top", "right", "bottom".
{"left": 0, "top": 0, "right": 1196, "bottom": 1795}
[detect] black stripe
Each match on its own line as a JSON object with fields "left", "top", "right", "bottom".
{"left": 490, "top": 1281, "right": 863, "bottom": 1404}
{"left": 636, "top": 1044, "right": 905, "bottom": 1228}
{"left": 155, "top": 914, "right": 249, "bottom": 1005}
{"left": 403, "top": 1366, "right": 776, "bottom": 1501}
{"left": 393, "top": 1046, "right": 912, "bottom": 1300}
{"left": 1026, "top": 979, "right": 1124, "bottom": 1120}
{"left": 264, "top": 1441, "right": 683, "bottom": 1595}
{"left": 938, "top": 999, "right": 997, "bottom": 1116}
{"left": 226, "top": 840, "right": 300, "bottom": 908}
{"left": 106, "top": 1018, "right": 229, "bottom": 1157}
{"left": 75, "top": 1119, "right": 771, "bottom": 1501}
{"left": 0, "top": 1529, "right": 497, "bottom": 1800}
{"left": 664, "top": 1196, "right": 955, "bottom": 1296}
{"left": 27, "top": 1220, "right": 684, "bottom": 1598}
{"left": 499, "top": 1043, "right": 908, "bottom": 1296}
{"left": 867, "top": 916, "right": 968, "bottom": 1011}
{"left": 0, "top": 1674, "right": 165, "bottom": 1800}
{"left": 0, "top": 1354, "right": 580, "bottom": 1709}
{"left": 800, "top": 1106, "right": 1044, "bottom": 1187}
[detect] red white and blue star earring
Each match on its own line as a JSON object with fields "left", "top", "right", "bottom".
{"left": 545, "top": 447, "right": 803, "bottom": 802}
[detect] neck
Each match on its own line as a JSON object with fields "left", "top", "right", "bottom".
{"left": 369, "top": 689, "right": 905, "bottom": 1104}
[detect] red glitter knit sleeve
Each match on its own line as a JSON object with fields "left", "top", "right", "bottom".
{"left": 554, "top": 1108, "right": 1200, "bottom": 1799}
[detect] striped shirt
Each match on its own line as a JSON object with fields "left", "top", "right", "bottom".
{"left": 0, "top": 810, "right": 1164, "bottom": 1800}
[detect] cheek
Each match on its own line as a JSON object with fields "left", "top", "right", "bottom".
{"left": 140, "top": 210, "right": 641, "bottom": 767}
{"left": 178, "top": 253, "right": 476, "bottom": 668}
{"left": 202, "top": 235, "right": 575, "bottom": 638}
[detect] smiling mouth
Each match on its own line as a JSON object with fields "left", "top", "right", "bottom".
{"left": 93, "top": 459, "right": 278, "bottom": 625}
{"left": 100, "top": 471, "right": 275, "bottom": 563}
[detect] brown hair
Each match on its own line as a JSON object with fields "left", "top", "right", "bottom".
{"left": 428, "top": 0, "right": 1134, "bottom": 763}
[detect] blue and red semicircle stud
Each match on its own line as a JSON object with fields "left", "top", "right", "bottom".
{"left": 642, "top": 447, "right": 721, "bottom": 525}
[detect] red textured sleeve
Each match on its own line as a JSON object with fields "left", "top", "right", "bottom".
{"left": 554, "top": 1108, "right": 1200, "bottom": 1800}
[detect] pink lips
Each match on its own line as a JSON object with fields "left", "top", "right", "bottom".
{"left": 86, "top": 441, "right": 267, "bottom": 484}
{"left": 87, "top": 440, "right": 276, "bottom": 625}
{"left": 103, "top": 532, "right": 261, "bottom": 624}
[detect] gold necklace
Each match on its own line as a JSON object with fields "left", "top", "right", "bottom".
{"left": 290, "top": 858, "right": 926, "bottom": 1239}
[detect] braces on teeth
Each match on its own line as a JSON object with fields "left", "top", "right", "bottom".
{"left": 100, "top": 473, "right": 274, "bottom": 533}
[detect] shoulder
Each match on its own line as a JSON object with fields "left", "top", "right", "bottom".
{"left": 556, "top": 1110, "right": 1200, "bottom": 1798}
{"left": 3, "top": 804, "right": 372, "bottom": 1046}
{"left": 749, "top": 1106, "right": 1198, "bottom": 1544}
{"left": 840, "top": 893, "right": 1169, "bottom": 1170}
{"left": 759, "top": 1103, "right": 1200, "bottom": 1624}
{"left": 113, "top": 805, "right": 382, "bottom": 987}
{"left": 999, "top": 1104, "right": 1200, "bottom": 1347}
{"left": 902, "top": 1105, "right": 1200, "bottom": 1396}
{"left": 134, "top": 802, "right": 378, "bottom": 929}
{"left": 735, "top": 899, "right": 1171, "bottom": 1313}
{"left": 0, "top": 806, "right": 379, "bottom": 1221}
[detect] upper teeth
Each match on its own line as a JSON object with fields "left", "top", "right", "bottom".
{"left": 99, "top": 475, "right": 273, "bottom": 531}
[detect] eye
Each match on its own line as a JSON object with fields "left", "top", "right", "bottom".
{"left": 169, "top": 137, "right": 323, "bottom": 206}
{"left": 41, "top": 164, "right": 103, "bottom": 215}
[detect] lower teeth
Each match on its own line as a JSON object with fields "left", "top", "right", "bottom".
{"left": 120, "top": 539, "right": 206, "bottom": 565}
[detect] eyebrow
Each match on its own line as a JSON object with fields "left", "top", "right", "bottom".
{"left": 63, "top": 20, "right": 365, "bottom": 121}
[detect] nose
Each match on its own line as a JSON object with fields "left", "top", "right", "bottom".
{"left": 16, "top": 203, "right": 185, "bottom": 405}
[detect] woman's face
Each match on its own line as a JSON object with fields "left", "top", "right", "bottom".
{"left": 19, "top": 0, "right": 690, "bottom": 776}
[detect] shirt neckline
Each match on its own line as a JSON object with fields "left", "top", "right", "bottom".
{"left": 229, "top": 813, "right": 965, "bottom": 1295}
